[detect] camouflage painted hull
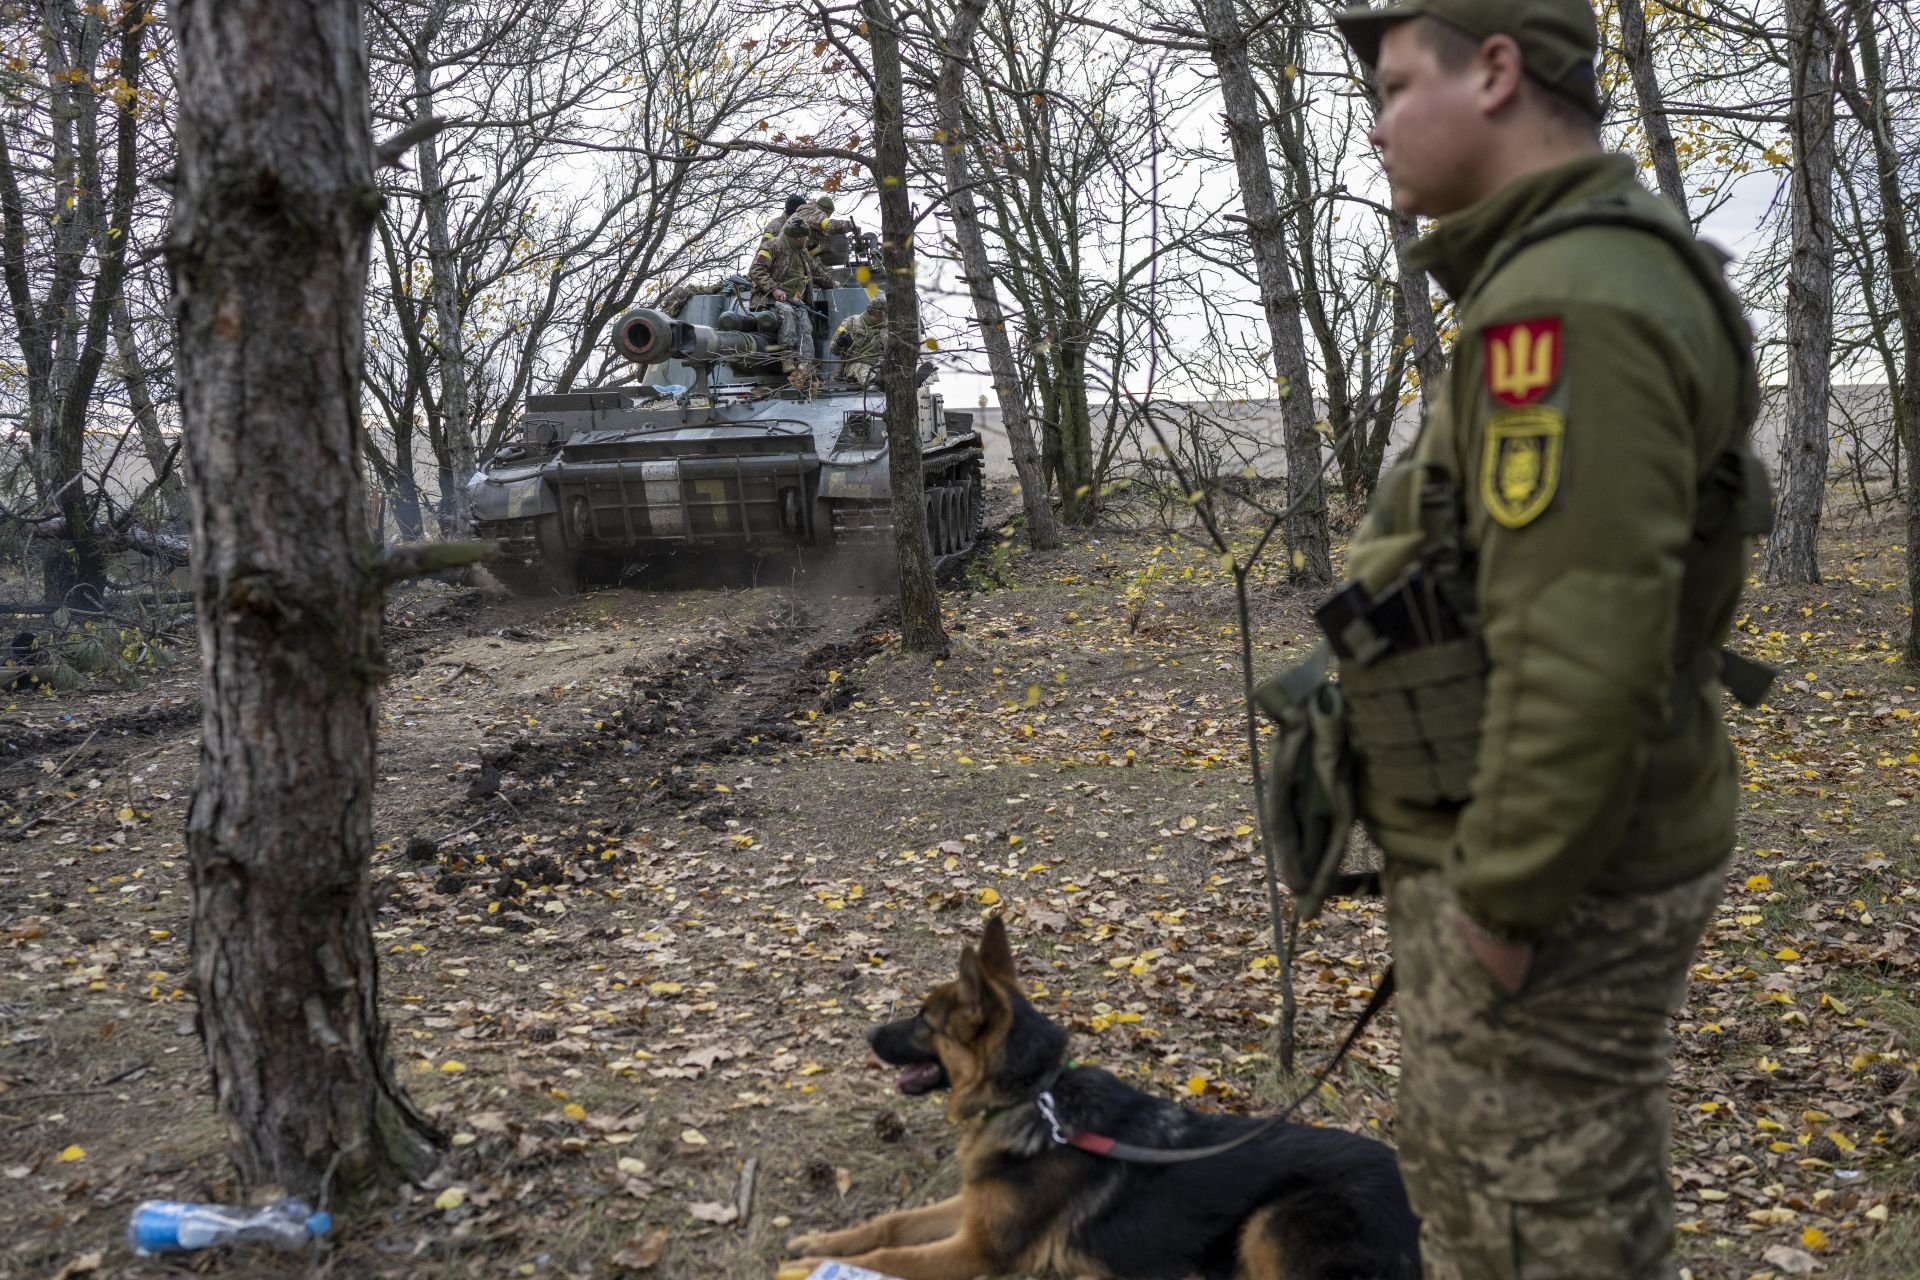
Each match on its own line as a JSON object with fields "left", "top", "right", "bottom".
{"left": 471, "top": 390, "right": 983, "bottom": 594}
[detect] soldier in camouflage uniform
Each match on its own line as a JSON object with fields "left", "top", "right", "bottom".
{"left": 763, "top": 192, "right": 807, "bottom": 242}
{"left": 747, "top": 218, "right": 818, "bottom": 384}
{"left": 829, "top": 293, "right": 887, "bottom": 385}
{"left": 656, "top": 278, "right": 727, "bottom": 318}
{"left": 1329, "top": 2, "right": 1769, "bottom": 1276}
{"left": 787, "top": 195, "right": 858, "bottom": 291}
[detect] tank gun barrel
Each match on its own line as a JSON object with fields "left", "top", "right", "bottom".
{"left": 612, "top": 307, "right": 767, "bottom": 367}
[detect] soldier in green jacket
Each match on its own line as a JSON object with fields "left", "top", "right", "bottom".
{"left": 787, "top": 195, "right": 859, "bottom": 291}
{"left": 829, "top": 293, "right": 887, "bottom": 385}
{"left": 748, "top": 219, "right": 819, "bottom": 385}
{"left": 1330, "top": 1, "right": 1768, "bottom": 1275}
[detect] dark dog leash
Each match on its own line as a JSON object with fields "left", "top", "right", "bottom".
{"left": 1035, "top": 963, "right": 1395, "bottom": 1165}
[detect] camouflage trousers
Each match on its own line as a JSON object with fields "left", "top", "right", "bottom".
{"left": 1384, "top": 863, "right": 1726, "bottom": 1280}
{"left": 762, "top": 300, "right": 814, "bottom": 375}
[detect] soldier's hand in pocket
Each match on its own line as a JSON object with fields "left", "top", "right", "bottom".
{"left": 1458, "top": 914, "right": 1534, "bottom": 994}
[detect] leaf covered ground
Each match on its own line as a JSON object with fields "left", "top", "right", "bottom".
{"left": 1, "top": 496, "right": 1916, "bottom": 1280}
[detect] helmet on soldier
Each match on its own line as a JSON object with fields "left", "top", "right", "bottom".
{"left": 813, "top": 194, "right": 836, "bottom": 214}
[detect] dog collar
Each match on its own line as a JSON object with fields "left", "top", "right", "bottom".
{"left": 979, "top": 1058, "right": 1076, "bottom": 1128}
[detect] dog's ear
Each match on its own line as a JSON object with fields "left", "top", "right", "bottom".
{"left": 978, "top": 915, "right": 1016, "bottom": 984}
{"left": 957, "top": 943, "right": 986, "bottom": 1011}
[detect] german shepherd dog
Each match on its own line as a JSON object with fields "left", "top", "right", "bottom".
{"left": 785, "top": 917, "right": 1421, "bottom": 1280}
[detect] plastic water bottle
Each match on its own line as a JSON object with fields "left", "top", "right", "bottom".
{"left": 801, "top": 1265, "right": 903, "bottom": 1280}
{"left": 126, "top": 1199, "right": 332, "bottom": 1255}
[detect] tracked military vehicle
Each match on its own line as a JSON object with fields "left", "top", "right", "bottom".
{"left": 469, "top": 234, "right": 985, "bottom": 594}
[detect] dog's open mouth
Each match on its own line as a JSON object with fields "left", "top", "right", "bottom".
{"left": 896, "top": 1063, "right": 947, "bottom": 1095}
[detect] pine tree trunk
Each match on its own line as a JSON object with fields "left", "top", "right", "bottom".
{"left": 170, "top": 0, "right": 445, "bottom": 1198}
{"left": 937, "top": 0, "right": 1060, "bottom": 550}
{"left": 866, "top": 0, "right": 948, "bottom": 654}
{"left": 1198, "top": 0, "right": 1329, "bottom": 583}
{"left": 1763, "top": 0, "right": 1836, "bottom": 585}
{"left": 1617, "top": 0, "right": 1691, "bottom": 220}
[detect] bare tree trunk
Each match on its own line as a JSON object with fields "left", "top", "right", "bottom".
{"left": 937, "top": 0, "right": 1059, "bottom": 551}
{"left": 1198, "top": 0, "right": 1329, "bottom": 584}
{"left": 1762, "top": 0, "right": 1836, "bottom": 585}
{"left": 108, "top": 293, "right": 185, "bottom": 524}
{"left": 1837, "top": 0, "right": 1920, "bottom": 664}
{"left": 170, "top": 0, "right": 445, "bottom": 1198}
{"left": 867, "top": 0, "right": 947, "bottom": 654}
{"left": 1391, "top": 209, "right": 1448, "bottom": 416}
{"left": 1617, "top": 0, "right": 1691, "bottom": 220}
{"left": 413, "top": 7, "right": 477, "bottom": 538}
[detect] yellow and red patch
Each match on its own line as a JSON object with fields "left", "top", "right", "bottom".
{"left": 1483, "top": 317, "right": 1562, "bottom": 407}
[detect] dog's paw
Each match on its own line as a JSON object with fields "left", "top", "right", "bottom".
{"left": 786, "top": 1233, "right": 827, "bottom": 1255}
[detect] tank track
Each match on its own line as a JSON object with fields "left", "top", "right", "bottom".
{"left": 828, "top": 450, "right": 986, "bottom": 569}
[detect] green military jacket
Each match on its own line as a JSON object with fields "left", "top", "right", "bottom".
{"left": 749, "top": 232, "right": 812, "bottom": 303}
{"left": 1347, "top": 153, "right": 1757, "bottom": 938}
{"left": 831, "top": 310, "right": 884, "bottom": 364}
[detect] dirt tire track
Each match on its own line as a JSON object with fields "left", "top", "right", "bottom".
{"left": 472, "top": 596, "right": 892, "bottom": 835}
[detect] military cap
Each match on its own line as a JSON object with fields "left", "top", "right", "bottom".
{"left": 1335, "top": 0, "right": 1601, "bottom": 119}
{"left": 864, "top": 293, "right": 888, "bottom": 312}
{"left": 783, "top": 193, "right": 807, "bottom": 216}
{"left": 813, "top": 194, "right": 835, "bottom": 214}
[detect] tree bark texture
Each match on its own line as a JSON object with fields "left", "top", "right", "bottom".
{"left": 1837, "top": 1, "right": 1920, "bottom": 664}
{"left": 170, "top": 0, "right": 444, "bottom": 1197}
{"left": 1617, "top": 0, "right": 1692, "bottom": 221}
{"left": 938, "top": 0, "right": 1059, "bottom": 550}
{"left": 1762, "top": 0, "right": 1836, "bottom": 585}
{"left": 866, "top": 0, "right": 948, "bottom": 654}
{"left": 1199, "top": 0, "right": 1330, "bottom": 584}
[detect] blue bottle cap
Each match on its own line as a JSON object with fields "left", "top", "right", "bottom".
{"left": 132, "top": 1202, "right": 186, "bottom": 1252}
{"left": 306, "top": 1210, "right": 332, "bottom": 1237}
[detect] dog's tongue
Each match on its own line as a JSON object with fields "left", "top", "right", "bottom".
{"left": 896, "top": 1063, "right": 943, "bottom": 1095}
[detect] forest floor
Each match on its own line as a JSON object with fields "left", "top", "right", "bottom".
{"left": 2, "top": 489, "right": 1916, "bottom": 1280}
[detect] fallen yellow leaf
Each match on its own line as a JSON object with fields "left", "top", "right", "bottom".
{"left": 434, "top": 1187, "right": 467, "bottom": 1211}
{"left": 58, "top": 1145, "right": 84, "bottom": 1163}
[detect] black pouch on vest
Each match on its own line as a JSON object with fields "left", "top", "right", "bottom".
{"left": 1252, "top": 643, "right": 1364, "bottom": 924}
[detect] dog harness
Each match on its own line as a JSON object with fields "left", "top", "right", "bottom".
{"left": 1029, "top": 968, "right": 1396, "bottom": 1165}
